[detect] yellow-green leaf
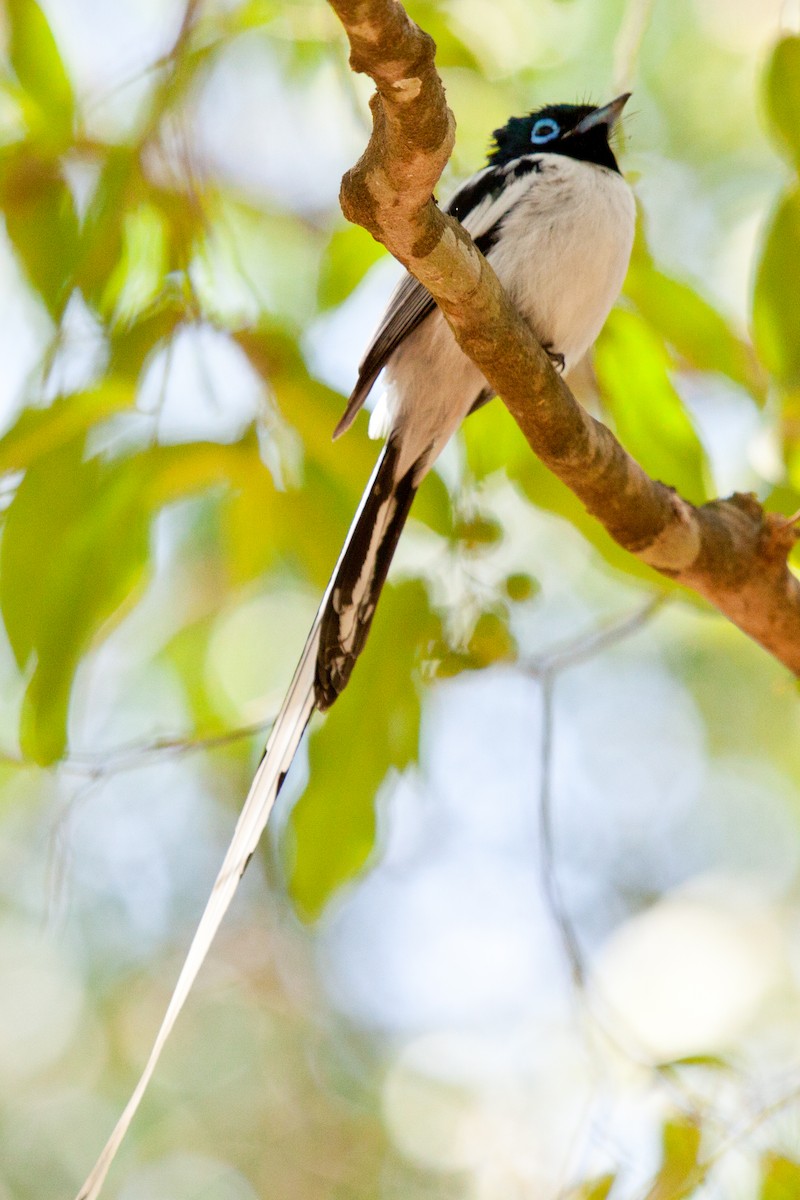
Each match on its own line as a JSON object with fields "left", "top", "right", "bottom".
{"left": 7, "top": 0, "right": 75, "bottom": 148}
{"left": 657, "top": 1054, "right": 731, "bottom": 1071}
{"left": 645, "top": 1117, "right": 702, "bottom": 1200}
{"left": 505, "top": 573, "right": 538, "bottom": 603}
{"left": 764, "top": 37, "right": 800, "bottom": 169}
{"left": 463, "top": 403, "right": 681, "bottom": 595}
{"left": 107, "top": 293, "right": 187, "bottom": 381}
{"left": 454, "top": 514, "right": 503, "bottom": 548}
{"left": 103, "top": 202, "right": 170, "bottom": 323}
{"left": 0, "top": 148, "right": 79, "bottom": 318}
{"left": 753, "top": 189, "right": 800, "bottom": 387}
{"left": 413, "top": 468, "right": 454, "bottom": 538}
{"left": 594, "top": 309, "right": 711, "bottom": 505}
{"left": 466, "top": 610, "right": 516, "bottom": 667}
{"left": 760, "top": 1154, "right": 800, "bottom": 1200}
{"left": 234, "top": 321, "right": 376, "bottom": 501}
{"left": 1, "top": 439, "right": 151, "bottom": 764}
{"left": 567, "top": 1175, "right": 615, "bottom": 1200}
{"left": 409, "top": 0, "right": 482, "bottom": 68}
{"left": 0, "top": 383, "right": 135, "bottom": 474}
{"left": 77, "top": 149, "right": 137, "bottom": 312}
{"left": 626, "top": 237, "right": 765, "bottom": 404}
{"left": 317, "top": 223, "right": 385, "bottom": 310}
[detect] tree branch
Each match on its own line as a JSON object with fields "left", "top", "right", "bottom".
{"left": 326, "top": 0, "right": 800, "bottom": 674}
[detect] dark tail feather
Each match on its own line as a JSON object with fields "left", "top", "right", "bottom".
{"left": 315, "top": 437, "right": 419, "bottom": 709}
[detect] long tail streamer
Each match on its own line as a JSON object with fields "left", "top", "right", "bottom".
{"left": 75, "top": 446, "right": 404, "bottom": 1200}
{"left": 75, "top": 624, "right": 319, "bottom": 1199}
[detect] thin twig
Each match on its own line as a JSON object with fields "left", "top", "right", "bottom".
{"left": 537, "top": 666, "right": 585, "bottom": 986}
{"left": 529, "top": 597, "right": 716, "bottom": 1123}
{"left": 61, "top": 719, "right": 272, "bottom": 779}
{"left": 43, "top": 717, "right": 272, "bottom": 931}
{"left": 528, "top": 596, "right": 672, "bottom": 1003}
{"left": 527, "top": 592, "right": 668, "bottom": 678}
{"left": 639, "top": 1073, "right": 800, "bottom": 1200}
{"left": 527, "top": 595, "right": 665, "bottom": 988}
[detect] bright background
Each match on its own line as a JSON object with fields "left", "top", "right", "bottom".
{"left": 2, "top": 0, "right": 800, "bottom": 1197}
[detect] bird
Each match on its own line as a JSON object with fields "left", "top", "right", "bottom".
{"left": 75, "top": 95, "right": 635, "bottom": 1199}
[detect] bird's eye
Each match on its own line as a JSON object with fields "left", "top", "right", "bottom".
{"left": 530, "top": 117, "right": 560, "bottom": 144}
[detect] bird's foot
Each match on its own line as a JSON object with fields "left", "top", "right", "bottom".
{"left": 543, "top": 344, "right": 565, "bottom": 373}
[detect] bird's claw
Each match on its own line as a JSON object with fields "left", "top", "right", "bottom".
{"left": 544, "top": 344, "right": 565, "bottom": 373}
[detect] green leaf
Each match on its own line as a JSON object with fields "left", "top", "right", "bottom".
{"left": 412, "top": 0, "right": 483, "bottom": 68}
{"left": 760, "top": 1155, "right": 800, "bottom": 1200}
{"left": 454, "top": 514, "right": 503, "bottom": 548}
{"left": 6, "top": 0, "right": 75, "bottom": 148}
{"left": 317, "top": 223, "right": 385, "bottom": 310}
{"left": 504, "top": 573, "right": 538, "bottom": 603}
{"left": 225, "top": 452, "right": 363, "bottom": 590}
{"left": 287, "top": 581, "right": 440, "bottom": 919}
{"left": 646, "top": 1118, "right": 702, "bottom": 1200}
{"left": 223, "top": 456, "right": 283, "bottom": 586}
{"left": 463, "top": 396, "right": 528, "bottom": 482}
{"left": 102, "top": 202, "right": 169, "bottom": 323}
{"left": 144, "top": 432, "right": 266, "bottom": 510}
{"left": 158, "top": 614, "right": 224, "bottom": 736}
{"left": 207, "top": 192, "right": 323, "bottom": 324}
{"left": 594, "top": 309, "right": 711, "bottom": 505}
{"left": 1, "top": 439, "right": 151, "bottom": 764}
{"left": 229, "top": 0, "right": 279, "bottom": 31}
{"left": 413, "top": 468, "right": 454, "bottom": 538}
{"left": 764, "top": 37, "right": 800, "bottom": 169}
{"left": 0, "top": 383, "right": 135, "bottom": 473}
{"left": 0, "top": 433, "right": 269, "bottom": 766}
{"left": 151, "top": 185, "right": 205, "bottom": 273}
{"left": 77, "top": 149, "right": 137, "bottom": 312}
{"left": 436, "top": 608, "right": 517, "bottom": 678}
{"left": 234, "top": 321, "right": 376, "bottom": 502}
{"left": 657, "top": 1054, "right": 731, "bottom": 1071}
{"left": 753, "top": 189, "right": 800, "bottom": 387}
{"left": 0, "top": 147, "right": 79, "bottom": 318}
{"left": 567, "top": 1176, "right": 615, "bottom": 1200}
{"left": 626, "top": 237, "right": 765, "bottom": 404}
{"left": 107, "top": 292, "right": 187, "bottom": 381}
{"left": 465, "top": 610, "right": 516, "bottom": 667}
{"left": 463, "top": 402, "right": 681, "bottom": 594}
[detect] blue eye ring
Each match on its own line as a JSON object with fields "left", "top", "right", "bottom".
{"left": 531, "top": 117, "right": 560, "bottom": 144}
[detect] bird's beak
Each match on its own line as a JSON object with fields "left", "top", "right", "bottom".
{"left": 566, "top": 93, "right": 631, "bottom": 138}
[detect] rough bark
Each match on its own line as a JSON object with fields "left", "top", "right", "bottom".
{"left": 327, "top": 0, "right": 800, "bottom": 674}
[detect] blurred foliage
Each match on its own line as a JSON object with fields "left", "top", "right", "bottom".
{"left": 761, "top": 1155, "right": 800, "bottom": 1200}
{"left": 595, "top": 308, "right": 712, "bottom": 506}
{"left": 569, "top": 1177, "right": 615, "bottom": 1200}
{"left": 646, "top": 1118, "right": 702, "bottom": 1200}
{"left": 0, "top": 1, "right": 800, "bottom": 1198}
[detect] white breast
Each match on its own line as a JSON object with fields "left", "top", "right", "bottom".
{"left": 488, "top": 154, "right": 635, "bottom": 372}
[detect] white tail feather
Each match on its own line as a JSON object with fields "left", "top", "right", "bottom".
{"left": 74, "top": 621, "right": 320, "bottom": 1200}
{"left": 75, "top": 447, "right": 395, "bottom": 1200}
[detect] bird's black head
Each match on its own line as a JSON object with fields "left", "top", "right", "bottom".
{"left": 488, "top": 95, "right": 630, "bottom": 174}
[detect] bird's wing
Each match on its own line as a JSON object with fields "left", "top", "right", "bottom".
{"left": 332, "top": 271, "right": 436, "bottom": 438}
{"left": 333, "top": 156, "right": 543, "bottom": 438}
